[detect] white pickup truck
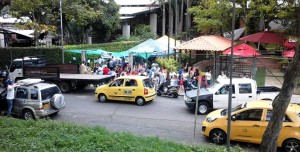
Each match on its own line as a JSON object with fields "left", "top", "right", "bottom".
{"left": 184, "top": 78, "right": 280, "bottom": 115}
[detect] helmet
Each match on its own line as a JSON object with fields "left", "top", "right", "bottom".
{"left": 7, "top": 79, "right": 14, "bottom": 85}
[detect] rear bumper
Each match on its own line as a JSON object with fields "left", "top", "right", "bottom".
{"left": 34, "top": 108, "right": 62, "bottom": 118}
{"left": 145, "top": 93, "right": 156, "bottom": 102}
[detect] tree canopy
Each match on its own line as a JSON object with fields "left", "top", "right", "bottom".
{"left": 9, "top": 0, "right": 120, "bottom": 44}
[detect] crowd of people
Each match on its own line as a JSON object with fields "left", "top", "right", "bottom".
{"left": 79, "top": 60, "right": 236, "bottom": 95}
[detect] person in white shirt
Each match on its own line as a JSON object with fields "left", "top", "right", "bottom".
{"left": 169, "top": 69, "right": 177, "bottom": 79}
{"left": 6, "top": 79, "right": 18, "bottom": 117}
{"left": 205, "top": 70, "right": 212, "bottom": 87}
{"left": 217, "top": 71, "right": 228, "bottom": 82}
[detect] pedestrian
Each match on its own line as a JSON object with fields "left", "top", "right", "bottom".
{"left": 193, "top": 69, "right": 200, "bottom": 86}
{"left": 6, "top": 79, "right": 18, "bottom": 117}
{"left": 217, "top": 71, "right": 228, "bottom": 82}
{"left": 79, "top": 61, "right": 87, "bottom": 74}
{"left": 169, "top": 69, "right": 176, "bottom": 79}
{"left": 205, "top": 70, "right": 212, "bottom": 87}
{"left": 152, "top": 74, "right": 160, "bottom": 91}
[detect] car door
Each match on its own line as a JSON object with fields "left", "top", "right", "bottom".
{"left": 13, "top": 87, "right": 29, "bottom": 115}
{"left": 237, "top": 83, "right": 256, "bottom": 105}
{"left": 106, "top": 79, "right": 124, "bottom": 101}
{"left": 213, "top": 84, "right": 238, "bottom": 109}
{"left": 261, "top": 110, "right": 296, "bottom": 144}
{"left": 122, "top": 79, "right": 138, "bottom": 102}
{"left": 231, "top": 109, "right": 263, "bottom": 144}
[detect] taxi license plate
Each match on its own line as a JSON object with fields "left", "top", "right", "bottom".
{"left": 43, "top": 103, "right": 49, "bottom": 109}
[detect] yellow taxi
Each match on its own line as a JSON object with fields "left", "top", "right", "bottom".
{"left": 202, "top": 100, "right": 300, "bottom": 151}
{"left": 95, "top": 76, "right": 156, "bottom": 106}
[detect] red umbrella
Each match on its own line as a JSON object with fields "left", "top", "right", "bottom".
{"left": 240, "top": 31, "right": 283, "bottom": 44}
{"left": 283, "top": 39, "right": 296, "bottom": 49}
{"left": 282, "top": 49, "right": 295, "bottom": 58}
{"left": 223, "top": 43, "right": 261, "bottom": 57}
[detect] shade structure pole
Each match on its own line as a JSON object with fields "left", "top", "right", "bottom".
{"left": 226, "top": 0, "right": 236, "bottom": 150}
{"left": 168, "top": 0, "right": 172, "bottom": 58}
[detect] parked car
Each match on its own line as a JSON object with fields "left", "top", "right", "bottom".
{"left": 0, "top": 79, "right": 65, "bottom": 120}
{"left": 95, "top": 76, "right": 156, "bottom": 106}
{"left": 202, "top": 100, "right": 300, "bottom": 152}
{"left": 184, "top": 78, "right": 280, "bottom": 114}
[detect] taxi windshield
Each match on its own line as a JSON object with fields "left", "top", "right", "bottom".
{"left": 221, "top": 103, "right": 247, "bottom": 116}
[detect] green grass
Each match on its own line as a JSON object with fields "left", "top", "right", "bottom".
{"left": 255, "top": 68, "right": 266, "bottom": 87}
{"left": 0, "top": 118, "right": 244, "bottom": 152}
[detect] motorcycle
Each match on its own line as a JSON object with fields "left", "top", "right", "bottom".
{"left": 156, "top": 82, "right": 179, "bottom": 98}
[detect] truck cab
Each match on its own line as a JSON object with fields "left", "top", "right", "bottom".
{"left": 9, "top": 56, "right": 46, "bottom": 81}
{"left": 184, "top": 78, "right": 280, "bottom": 115}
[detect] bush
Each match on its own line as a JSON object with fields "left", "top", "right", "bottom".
{"left": 0, "top": 47, "right": 62, "bottom": 69}
{"left": 156, "top": 57, "right": 180, "bottom": 72}
{"left": 0, "top": 118, "right": 243, "bottom": 152}
{"left": 64, "top": 41, "right": 140, "bottom": 52}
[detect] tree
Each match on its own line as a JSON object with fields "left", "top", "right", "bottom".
{"left": 247, "top": 0, "right": 294, "bottom": 32}
{"left": 189, "top": 0, "right": 233, "bottom": 35}
{"left": 260, "top": 45, "right": 300, "bottom": 152}
{"left": 0, "top": 0, "right": 10, "bottom": 11}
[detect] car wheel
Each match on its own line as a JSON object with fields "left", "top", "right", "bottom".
{"left": 59, "top": 82, "right": 71, "bottom": 93}
{"left": 98, "top": 94, "right": 107, "bottom": 103}
{"left": 157, "top": 92, "right": 161, "bottom": 96}
{"left": 136, "top": 97, "right": 145, "bottom": 106}
{"left": 173, "top": 92, "right": 178, "bottom": 98}
{"left": 209, "top": 129, "right": 226, "bottom": 145}
{"left": 22, "top": 109, "right": 35, "bottom": 120}
{"left": 198, "top": 102, "right": 209, "bottom": 115}
{"left": 283, "top": 139, "right": 300, "bottom": 152}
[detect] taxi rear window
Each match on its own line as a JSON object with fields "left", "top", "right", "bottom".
{"left": 143, "top": 79, "right": 154, "bottom": 88}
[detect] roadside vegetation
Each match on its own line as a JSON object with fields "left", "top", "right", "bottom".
{"left": 255, "top": 68, "right": 266, "bottom": 87}
{"left": 0, "top": 118, "right": 243, "bottom": 152}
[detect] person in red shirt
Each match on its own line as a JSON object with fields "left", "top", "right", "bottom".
{"left": 103, "top": 66, "right": 110, "bottom": 75}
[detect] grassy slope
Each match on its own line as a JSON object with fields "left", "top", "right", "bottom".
{"left": 0, "top": 118, "right": 243, "bottom": 152}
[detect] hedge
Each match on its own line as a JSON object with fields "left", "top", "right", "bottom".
{"left": 0, "top": 41, "right": 140, "bottom": 69}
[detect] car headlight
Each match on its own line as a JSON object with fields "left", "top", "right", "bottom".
{"left": 184, "top": 95, "right": 192, "bottom": 102}
{"left": 206, "top": 117, "right": 217, "bottom": 122}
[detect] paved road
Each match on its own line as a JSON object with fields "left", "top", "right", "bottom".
{"left": 53, "top": 87, "right": 208, "bottom": 145}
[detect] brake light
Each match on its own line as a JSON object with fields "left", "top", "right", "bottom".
{"left": 144, "top": 88, "right": 148, "bottom": 95}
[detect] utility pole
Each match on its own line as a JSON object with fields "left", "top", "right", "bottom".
{"left": 226, "top": 0, "right": 236, "bottom": 151}
{"left": 60, "top": 0, "right": 64, "bottom": 63}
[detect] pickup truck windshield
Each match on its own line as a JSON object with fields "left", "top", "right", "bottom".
{"left": 41, "top": 86, "right": 60, "bottom": 100}
{"left": 208, "top": 81, "right": 222, "bottom": 92}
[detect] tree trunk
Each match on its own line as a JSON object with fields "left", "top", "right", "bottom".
{"left": 178, "top": 0, "right": 184, "bottom": 34}
{"left": 162, "top": 2, "right": 166, "bottom": 35}
{"left": 175, "top": 0, "right": 179, "bottom": 35}
{"left": 260, "top": 43, "right": 300, "bottom": 151}
{"left": 185, "top": 0, "right": 191, "bottom": 31}
{"left": 169, "top": 0, "right": 174, "bottom": 37}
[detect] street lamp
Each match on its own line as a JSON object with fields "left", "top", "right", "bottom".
{"left": 60, "top": 0, "right": 64, "bottom": 63}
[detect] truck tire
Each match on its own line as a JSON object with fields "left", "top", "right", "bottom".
{"left": 59, "top": 82, "right": 71, "bottom": 93}
{"left": 50, "top": 94, "right": 65, "bottom": 110}
{"left": 198, "top": 102, "right": 210, "bottom": 115}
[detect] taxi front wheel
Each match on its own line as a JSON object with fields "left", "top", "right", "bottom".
{"left": 136, "top": 97, "right": 145, "bottom": 106}
{"left": 283, "top": 139, "right": 300, "bottom": 152}
{"left": 209, "top": 129, "right": 226, "bottom": 145}
{"left": 98, "top": 94, "right": 107, "bottom": 103}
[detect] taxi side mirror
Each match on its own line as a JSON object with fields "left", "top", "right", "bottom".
{"left": 215, "top": 91, "right": 219, "bottom": 95}
{"left": 231, "top": 115, "right": 236, "bottom": 121}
